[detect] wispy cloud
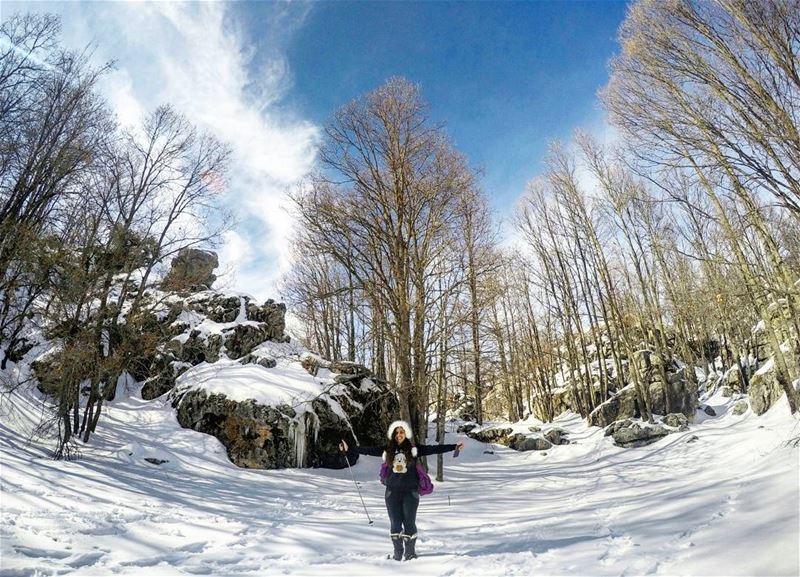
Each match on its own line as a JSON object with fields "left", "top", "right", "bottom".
{"left": 6, "top": 1, "right": 320, "bottom": 301}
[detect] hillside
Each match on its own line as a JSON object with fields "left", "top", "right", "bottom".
{"left": 2, "top": 380, "right": 798, "bottom": 576}
{"left": 2, "top": 4, "right": 800, "bottom": 576}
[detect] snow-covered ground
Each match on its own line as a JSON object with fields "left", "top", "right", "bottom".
{"left": 1, "top": 383, "right": 798, "bottom": 576}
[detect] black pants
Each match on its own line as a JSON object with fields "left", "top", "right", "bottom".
{"left": 385, "top": 489, "right": 419, "bottom": 537}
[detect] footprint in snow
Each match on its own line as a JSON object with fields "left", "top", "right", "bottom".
{"left": 67, "top": 551, "right": 106, "bottom": 568}
{"left": 623, "top": 556, "right": 660, "bottom": 576}
{"left": 203, "top": 552, "right": 246, "bottom": 565}
{"left": 598, "top": 534, "right": 634, "bottom": 566}
{"left": 174, "top": 541, "right": 208, "bottom": 553}
{"left": 79, "top": 524, "right": 126, "bottom": 536}
{"left": 186, "top": 557, "right": 265, "bottom": 574}
{"left": 119, "top": 556, "right": 166, "bottom": 568}
{"left": 13, "top": 545, "right": 72, "bottom": 559}
{"left": 676, "top": 484, "right": 741, "bottom": 543}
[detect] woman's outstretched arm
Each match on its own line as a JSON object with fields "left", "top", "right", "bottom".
{"left": 417, "top": 441, "right": 464, "bottom": 457}
{"left": 340, "top": 439, "right": 384, "bottom": 459}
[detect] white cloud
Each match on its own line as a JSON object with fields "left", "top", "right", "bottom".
{"left": 97, "top": 68, "right": 144, "bottom": 131}
{"left": 7, "top": 1, "right": 320, "bottom": 302}
{"left": 214, "top": 230, "right": 253, "bottom": 292}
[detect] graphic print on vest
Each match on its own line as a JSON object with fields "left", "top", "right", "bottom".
{"left": 392, "top": 452, "right": 408, "bottom": 474}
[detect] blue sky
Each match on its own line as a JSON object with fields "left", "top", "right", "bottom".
{"left": 268, "top": 1, "right": 627, "bottom": 211}
{"left": 3, "top": 1, "right": 627, "bottom": 300}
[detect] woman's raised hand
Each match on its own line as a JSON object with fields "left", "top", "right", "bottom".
{"left": 339, "top": 439, "right": 349, "bottom": 452}
{"left": 456, "top": 442, "right": 464, "bottom": 450}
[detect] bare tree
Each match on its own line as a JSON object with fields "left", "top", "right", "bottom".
{"left": 0, "top": 14, "right": 114, "bottom": 368}
{"left": 603, "top": 0, "right": 800, "bottom": 412}
{"left": 290, "top": 77, "right": 484, "bottom": 440}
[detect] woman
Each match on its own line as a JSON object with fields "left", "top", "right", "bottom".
{"left": 339, "top": 420, "right": 464, "bottom": 561}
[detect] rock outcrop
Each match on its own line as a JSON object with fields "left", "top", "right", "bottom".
{"left": 182, "top": 293, "right": 287, "bottom": 340}
{"left": 170, "top": 368, "right": 399, "bottom": 470}
{"left": 732, "top": 399, "right": 749, "bottom": 415}
{"left": 607, "top": 420, "right": 670, "bottom": 448}
{"left": 587, "top": 384, "right": 638, "bottom": 428}
{"left": 465, "top": 425, "right": 571, "bottom": 452}
{"left": 129, "top": 280, "right": 401, "bottom": 471}
{"left": 543, "top": 427, "right": 570, "bottom": 446}
{"left": 721, "top": 365, "right": 744, "bottom": 397}
{"left": 139, "top": 291, "right": 289, "bottom": 401}
{"left": 467, "top": 427, "right": 513, "bottom": 443}
{"left": 661, "top": 413, "right": 689, "bottom": 429}
{"left": 748, "top": 361, "right": 784, "bottom": 415}
{"left": 588, "top": 353, "right": 697, "bottom": 428}
{"left": 162, "top": 249, "right": 219, "bottom": 291}
{"left": 604, "top": 413, "right": 689, "bottom": 448}
{"left": 507, "top": 434, "right": 552, "bottom": 451}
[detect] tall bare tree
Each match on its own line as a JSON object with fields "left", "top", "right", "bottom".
{"left": 290, "top": 77, "right": 482, "bottom": 440}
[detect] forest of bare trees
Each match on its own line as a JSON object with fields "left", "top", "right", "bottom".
{"left": 0, "top": 14, "right": 230, "bottom": 457}
{"left": 283, "top": 0, "right": 800, "bottom": 436}
{"left": 2, "top": 0, "right": 799, "bottom": 461}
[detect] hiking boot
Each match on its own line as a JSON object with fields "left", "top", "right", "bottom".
{"left": 391, "top": 535, "right": 403, "bottom": 561}
{"left": 403, "top": 534, "right": 417, "bottom": 560}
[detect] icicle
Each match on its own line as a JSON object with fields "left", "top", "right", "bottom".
{"left": 293, "top": 412, "right": 307, "bottom": 468}
{"left": 291, "top": 409, "right": 323, "bottom": 468}
{"left": 306, "top": 409, "right": 320, "bottom": 444}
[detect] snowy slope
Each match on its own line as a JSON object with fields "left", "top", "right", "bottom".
{"left": 172, "top": 340, "right": 339, "bottom": 409}
{"left": 1, "top": 382, "right": 799, "bottom": 577}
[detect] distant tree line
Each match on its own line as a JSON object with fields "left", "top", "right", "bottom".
{"left": 283, "top": 0, "right": 800, "bottom": 449}
{"left": 0, "top": 13, "right": 230, "bottom": 458}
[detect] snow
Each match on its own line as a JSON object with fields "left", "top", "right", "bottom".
{"left": 166, "top": 340, "right": 344, "bottom": 468}
{"left": 173, "top": 359, "right": 331, "bottom": 411}
{"left": 169, "top": 338, "right": 342, "bottom": 424}
{"left": 171, "top": 309, "right": 204, "bottom": 328}
{"left": 754, "top": 357, "right": 775, "bottom": 377}
{"left": 173, "top": 315, "right": 263, "bottom": 341}
{"left": 234, "top": 296, "right": 247, "bottom": 323}
{"left": 2, "top": 381, "right": 798, "bottom": 576}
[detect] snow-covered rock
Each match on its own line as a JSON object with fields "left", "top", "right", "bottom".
{"left": 748, "top": 359, "right": 784, "bottom": 415}
{"left": 457, "top": 423, "right": 477, "bottom": 433}
{"left": 722, "top": 365, "right": 744, "bottom": 397}
{"left": 138, "top": 290, "right": 287, "bottom": 400}
{"left": 507, "top": 433, "right": 552, "bottom": 451}
{"left": 464, "top": 424, "right": 569, "bottom": 452}
{"left": 732, "top": 399, "right": 750, "bottom": 415}
{"left": 662, "top": 412, "right": 689, "bottom": 429}
{"left": 588, "top": 383, "right": 638, "bottom": 428}
{"left": 588, "top": 363, "right": 697, "bottom": 428}
{"left": 543, "top": 427, "right": 570, "bottom": 446}
{"left": 605, "top": 419, "right": 671, "bottom": 448}
{"left": 25, "top": 275, "right": 400, "bottom": 471}
{"left": 169, "top": 352, "right": 398, "bottom": 470}
{"left": 466, "top": 426, "right": 512, "bottom": 443}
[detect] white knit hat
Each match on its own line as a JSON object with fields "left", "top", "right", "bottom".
{"left": 386, "top": 420, "right": 413, "bottom": 440}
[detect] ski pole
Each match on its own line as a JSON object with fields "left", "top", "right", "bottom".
{"left": 343, "top": 452, "right": 373, "bottom": 525}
